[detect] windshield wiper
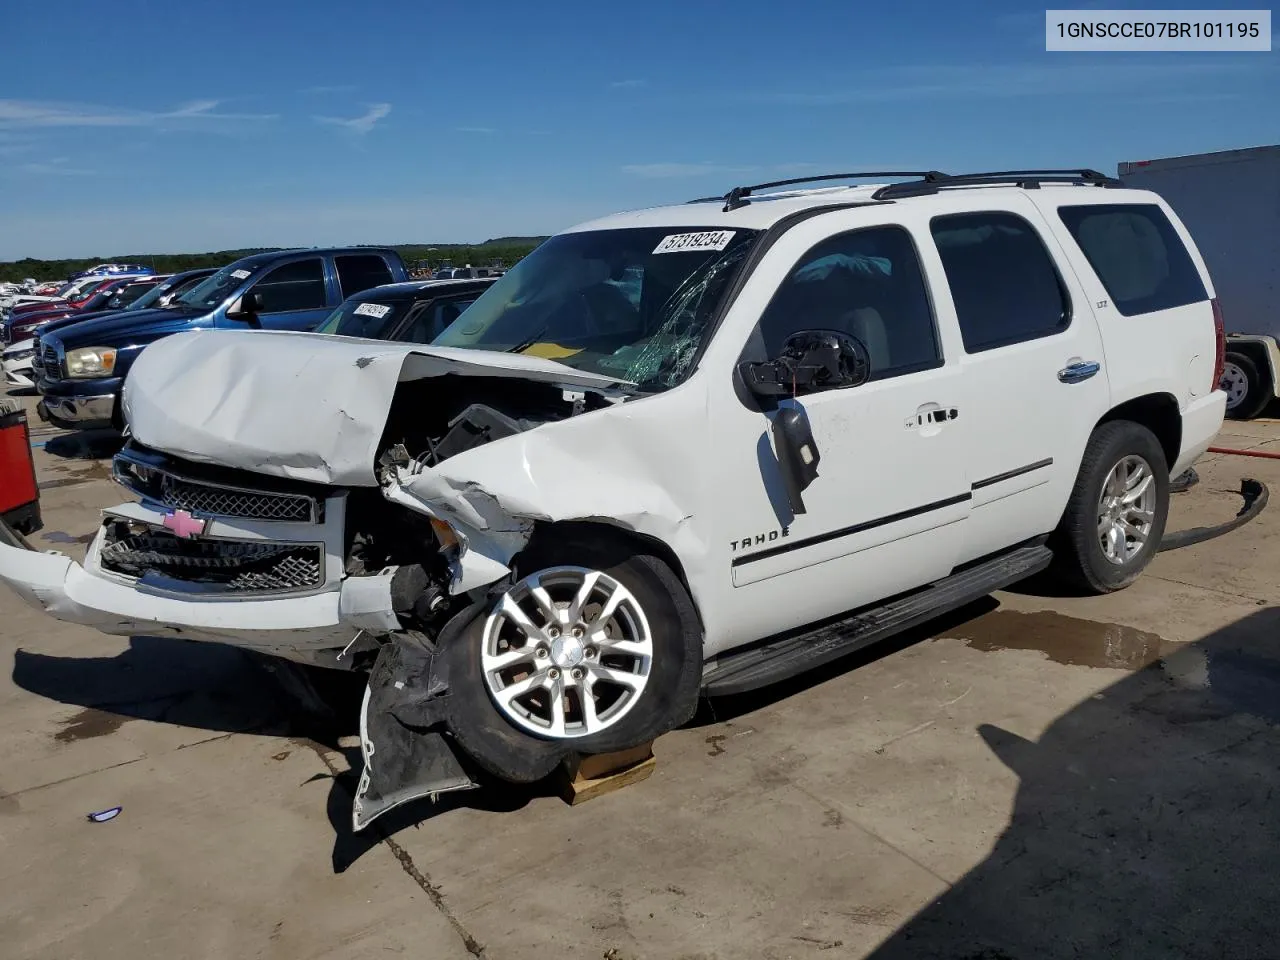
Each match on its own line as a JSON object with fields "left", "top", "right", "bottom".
{"left": 507, "top": 325, "right": 548, "bottom": 354}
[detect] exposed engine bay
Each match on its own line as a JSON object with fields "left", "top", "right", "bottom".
{"left": 342, "top": 375, "right": 618, "bottom": 641}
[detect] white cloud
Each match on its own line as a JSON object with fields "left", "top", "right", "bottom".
{"left": 20, "top": 157, "right": 94, "bottom": 176}
{"left": 314, "top": 102, "right": 391, "bottom": 134}
{"left": 610, "top": 79, "right": 647, "bottom": 89}
{"left": 301, "top": 84, "right": 357, "bottom": 95}
{"left": 0, "top": 98, "right": 277, "bottom": 128}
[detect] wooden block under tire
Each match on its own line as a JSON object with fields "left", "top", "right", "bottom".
{"left": 557, "top": 742, "right": 655, "bottom": 805}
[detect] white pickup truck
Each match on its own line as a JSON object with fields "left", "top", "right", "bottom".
{"left": 0, "top": 169, "right": 1226, "bottom": 829}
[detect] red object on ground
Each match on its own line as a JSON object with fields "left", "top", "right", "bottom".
{"left": 0, "top": 404, "right": 40, "bottom": 533}
{"left": 1207, "top": 446, "right": 1280, "bottom": 460}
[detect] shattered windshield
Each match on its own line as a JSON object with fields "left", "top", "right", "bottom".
{"left": 432, "top": 226, "right": 760, "bottom": 389}
{"left": 176, "top": 262, "right": 263, "bottom": 311}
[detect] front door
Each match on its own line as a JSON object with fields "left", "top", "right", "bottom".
{"left": 248, "top": 257, "right": 334, "bottom": 331}
{"left": 923, "top": 197, "right": 1111, "bottom": 565}
{"left": 705, "top": 214, "right": 971, "bottom": 654}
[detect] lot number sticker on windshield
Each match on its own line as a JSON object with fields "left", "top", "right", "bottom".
{"left": 353, "top": 302, "right": 392, "bottom": 319}
{"left": 230, "top": 269, "right": 252, "bottom": 280}
{"left": 652, "top": 231, "right": 736, "bottom": 255}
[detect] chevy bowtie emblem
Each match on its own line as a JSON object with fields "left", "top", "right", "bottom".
{"left": 162, "top": 509, "right": 207, "bottom": 539}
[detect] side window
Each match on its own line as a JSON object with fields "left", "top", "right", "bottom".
{"left": 930, "top": 212, "right": 1070, "bottom": 353}
{"left": 1057, "top": 203, "right": 1207, "bottom": 316}
{"left": 756, "top": 225, "right": 942, "bottom": 381}
{"left": 252, "top": 259, "right": 327, "bottom": 312}
{"left": 400, "top": 296, "right": 479, "bottom": 344}
{"left": 336, "top": 254, "right": 395, "bottom": 298}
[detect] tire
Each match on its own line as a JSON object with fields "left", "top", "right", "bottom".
{"left": 443, "top": 532, "right": 703, "bottom": 783}
{"left": 1053, "top": 421, "right": 1170, "bottom": 594}
{"left": 1222, "top": 351, "right": 1271, "bottom": 421}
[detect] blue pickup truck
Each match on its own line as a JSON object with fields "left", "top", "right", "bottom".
{"left": 37, "top": 247, "right": 407, "bottom": 430}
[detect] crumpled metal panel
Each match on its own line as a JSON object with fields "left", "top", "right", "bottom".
{"left": 122, "top": 328, "right": 633, "bottom": 487}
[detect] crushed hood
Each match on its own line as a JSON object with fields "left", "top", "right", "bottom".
{"left": 122, "top": 328, "right": 631, "bottom": 486}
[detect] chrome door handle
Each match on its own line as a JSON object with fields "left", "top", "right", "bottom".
{"left": 1058, "top": 361, "right": 1100, "bottom": 384}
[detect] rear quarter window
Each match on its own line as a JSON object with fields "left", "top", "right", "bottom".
{"left": 1057, "top": 203, "right": 1208, "bottom": 316}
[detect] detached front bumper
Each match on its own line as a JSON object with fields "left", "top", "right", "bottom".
{"left": 0, "top": 502, "right": 400, "bottom": 670}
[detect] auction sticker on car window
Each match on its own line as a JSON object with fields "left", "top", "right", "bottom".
{"left": 230, "top": 269, "right": 252, "bottom": 280}
{"left": 652, "top": 231, "right": 736, "bottom": 255}
{"left": 353, "top": 302, "right": 392, "bottom": 319}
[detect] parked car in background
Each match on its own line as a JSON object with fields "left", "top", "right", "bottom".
{"left": 8, "top": 269, "right": 217, "bottom": 389}
{"left": 35, "top": 247, "right": 407, "bottom": 430}
{"left": 3, "top": 276, "right": 149, "bottom": 345}
{"left": 1, "top": 275, "right": 112, "bottom": 317}
{"left": 2, "top": 277, "right": 123, "bottom": 341}
{"left": 432, "top": 265, "right": 505, "bottom": 280}
{"left": 69, "top": 263, "right": 155, "bottom": 280}
{"left": 314, "top": 277, "right": 496, "bottom": 342}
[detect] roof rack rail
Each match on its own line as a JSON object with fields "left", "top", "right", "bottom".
{"left": 871, "top": 169, "right": 1120, "bottom": 200}
{"left": 706, "top": 171, "right": 948, "bottom": 212}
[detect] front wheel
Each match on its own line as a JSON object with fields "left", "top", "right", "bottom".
{"left": 444, "top": 534, "right": 703, "bottom": 782}
{"left": 1053, "top": 421, "right": 1170, "bottom": 594}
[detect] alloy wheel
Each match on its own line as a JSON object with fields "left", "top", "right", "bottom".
{"left": 1096, "top": 455, "right": 1157, "bottom": 565}
{"left": 480, "top": 566, "right": 653, "bottom": 739}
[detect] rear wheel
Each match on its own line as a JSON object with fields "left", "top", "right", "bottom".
{"left": 1222, "top": 352, "right": 1271, "bottom": 421}
{"left": 444, "top": 533, "right": 702, "bottom": 782}
{"left": 1053, "top": 421, "right": 1169, "bottom": 594}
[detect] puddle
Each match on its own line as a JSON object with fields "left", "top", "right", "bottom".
{"left": 54, "top": 708, "right": 128, "bottom": 743}
{"left": 949, "top": 609, "right": 1178, "bottom": 670}
{"left": 954, "top": 610, "right": 1280, "bottom": 724}
{"left": 40, "top": 530, "right": 95, "bottom": 545}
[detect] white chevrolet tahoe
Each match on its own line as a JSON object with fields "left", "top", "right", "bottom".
{"left": 0, "top": 170, "right": 1227, "bottom": 828}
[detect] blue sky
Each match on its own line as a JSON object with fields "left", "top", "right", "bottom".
{"left": 0, "top": 0, "right": 1276, "bottom": 260}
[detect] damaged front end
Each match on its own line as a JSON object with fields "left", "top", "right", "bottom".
{"left": 352, "top": 608, "right": 483, "bottom": 831}
{"left": 0, "top": 327, "right": 708, "bottom": 831}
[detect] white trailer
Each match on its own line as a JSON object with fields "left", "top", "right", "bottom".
{"left": 1118, "top": 145, "right": 1280, "bottom": 419}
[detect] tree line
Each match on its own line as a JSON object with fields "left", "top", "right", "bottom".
{"left": 0, "top": 240, "right": 545, "bottom": 284}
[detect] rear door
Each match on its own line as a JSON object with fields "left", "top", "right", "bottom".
{"left": 924, "top": 195, "right": 1111, "bottom": 565}
{"left": 248, "top": 257, "right": 332, "bottom": 331}
{"left": 335, "top": 254, "right": 396, "bottom": 300}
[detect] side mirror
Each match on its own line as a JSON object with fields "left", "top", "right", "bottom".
{"left": 227, "top": 290, "right": 265, "bottom": 327}
{"left": 738, "top": 329, "right": 870, "bottom": 400}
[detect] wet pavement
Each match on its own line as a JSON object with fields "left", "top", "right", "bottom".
{"left": 3, "top": 388, "right": 1280, "bottom": 959}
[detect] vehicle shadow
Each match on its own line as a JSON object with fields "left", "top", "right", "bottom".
{"left": 44, "top": 430, "right": 124, "bottom": 461}
{"left": 865, "top": 605, "right": 1280, "bottom": 960}
{"left": 9, "top": 634, "right": 548, "bottom": 872}
{"left": 4, "top": 386, "right": 37, "bottom": 398}
{"left": 10, "top": 636, "right": 326, "bottom": 740}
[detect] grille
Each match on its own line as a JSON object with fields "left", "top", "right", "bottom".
{"left": 41, "top": 343, "right": 59, "bottom": 379}
{"left": 160, "top": 474, "right": 315, "bottom": 522}
{"left": 99, "top": 528, "right": 323, "bottom": 593}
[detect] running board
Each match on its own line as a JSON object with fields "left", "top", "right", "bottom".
{"left": 701, "top": 542, "right": 1053, "bottom": 696}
